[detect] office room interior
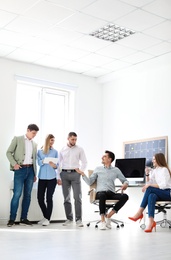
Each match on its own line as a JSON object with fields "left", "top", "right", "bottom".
{"left": 0, "top": 0, "right": 171, "bottom": 226}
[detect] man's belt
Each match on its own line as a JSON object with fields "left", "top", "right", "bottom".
{"left": 21, "top": 164, "right": 33, "bottom": 168}
{"left": 62, "top": 169, "right": 76, "bottom": 172}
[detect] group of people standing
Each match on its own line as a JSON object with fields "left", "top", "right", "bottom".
{"left": 5, "top": 123, "right": 171, "bottom": 232}
{"left": 6, "top": 125, "right": 87, "bottom": 227}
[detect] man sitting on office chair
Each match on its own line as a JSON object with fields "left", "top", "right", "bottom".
{"left": 78, "top": 150, "right": 129, "bottom": 230}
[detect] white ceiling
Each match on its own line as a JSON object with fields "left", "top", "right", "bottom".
{"left": 0, "top": 0, "right": 171, "bottom": 80}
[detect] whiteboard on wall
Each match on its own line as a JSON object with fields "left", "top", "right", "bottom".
{"left": 123, "top": 136, "right": 168, "bottom": 167}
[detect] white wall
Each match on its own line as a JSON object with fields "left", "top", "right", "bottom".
{"left": 102, "top": 52, "right": 171, "bottom": 160}
{"left": 0, "top": 58, "right": 102, "bottom": 223}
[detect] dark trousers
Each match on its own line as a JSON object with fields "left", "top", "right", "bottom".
{"left": 37, "top": 178, "right": 56, "bottom": 220}
{"left": 96, "top": 190, "right": 129, "bottom": 215}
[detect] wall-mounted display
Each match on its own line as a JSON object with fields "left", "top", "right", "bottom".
{"left": 123, "top": 136, "right": 168, "bottom": 167}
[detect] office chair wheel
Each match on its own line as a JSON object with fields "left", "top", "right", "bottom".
{"left": 95, "top": 224, "right": 98, "bottom": 228}
{"left": 160, "top": 223, "right": 166, "bottom": 228}
{"left": 116, "top": 225, "right": 120, "bottom": 229}
{"left": 169, "top": 226, "right": 171, "bottom": 229}
{"left": 140, "top": 224, "right": 146, "bottom": 230}
{"left": 87, "top": 223, "right": 90, "bottom": 227}
{"left": 120, "top": 223, "right": 124, "bottom": 228}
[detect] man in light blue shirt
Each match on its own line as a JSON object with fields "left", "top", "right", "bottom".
{"left": 78, "top": 150, "right": 129, "bottom": 230}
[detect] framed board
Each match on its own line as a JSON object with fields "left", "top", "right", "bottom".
{"left": 123, "top": 136, "right": 168, "bottom": 167}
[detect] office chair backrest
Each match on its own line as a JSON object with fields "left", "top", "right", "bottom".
{"left": 88, "top": 170, "right": 97, "bottom": 203}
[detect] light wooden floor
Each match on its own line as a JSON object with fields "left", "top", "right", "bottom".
{"left": 0, "top": 221, "right": 171, "bottom": 260}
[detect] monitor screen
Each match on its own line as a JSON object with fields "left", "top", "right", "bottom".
{"left": 115, "top": 158, "right": 146, "bottom": 184}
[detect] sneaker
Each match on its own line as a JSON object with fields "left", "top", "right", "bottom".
{"left": 62, "top": 219, "right": 73, "bottom": 226}
{"left": 42, "top": 219, "right": 50, "bottom": 226}
{"left": 106, "top": 218, "right": 112, "bottom": 229}
{"left": 38, "top": 218, "right": 46, "bottom": 225}
{"left": 76, "top": 220, "right": 84, "bottom": 227}
{"left": 99, "top": 222, "right": 107, "bottom": 230}
{"left": 19, "top": 219, "right": 33, "bottom": 226}
{"left": 7, "top": 220, "right": 15, "bottom": 227}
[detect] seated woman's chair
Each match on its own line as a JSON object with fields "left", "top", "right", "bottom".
{"left": 86, "top": 170, "right": 124, "bottom": 229}
{"left": 155, "top": 201, "right": 171, "bottom": 228}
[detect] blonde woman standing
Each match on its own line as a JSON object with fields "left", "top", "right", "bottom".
{"left": 37, "top": 134, "right": 58, "bottom": 226}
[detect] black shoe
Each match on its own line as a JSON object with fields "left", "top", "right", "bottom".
{"left": 7, "top": 220, "right": 15, "bottom": 227}
{"left": 19, "top": 219, "right": 33, "bottom": 226}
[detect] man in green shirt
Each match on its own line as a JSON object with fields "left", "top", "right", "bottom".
{"left": 6, "top": 124, "right": 39, "bottom": 227}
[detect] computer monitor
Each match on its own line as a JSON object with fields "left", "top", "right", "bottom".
{"left": 115, "top": 158, "right": 146, "bottom": 184}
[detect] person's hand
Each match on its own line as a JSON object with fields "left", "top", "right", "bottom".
{"left": 142, "top": 184, "right": 149, "bottom": 192}
{"left": 121, "top": 183, "right": 128, "bottom": 191}
{"left": 57, "top": 179, "right": 62, "bottom": 185}
{"left": 75, "top": 168, "right": 85, "bottom": 176}
{"left": 49, "top": 161, "right": 57, "bottom": 169}
{"left": 145, "top": 166, "right": 151, "bottom": 175}
{"left": 13, "top": 164, "right": 22, "bottom": 170}
{"left": 34, "top": 176, "right": 37, "bottom": 182}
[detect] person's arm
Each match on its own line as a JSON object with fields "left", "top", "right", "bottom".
{"left": 116, "top": 168, "right": 129, "bottom": 186}
{"left": 79, "top": 148, "right": 88, "bottom": 171}
{"left": 76, "top": 169, "right": 85, "bottom": 176}
{"left": 121, "top": 182, "right": 128, "bottom": 191}
{"left": 77, "top": 169, "right": 97, "bottom": 186}
{"left": 47, "top": 149, "right": 60, "bottom": 183}
{"left": 142, "top": 182, "right": 159, "bottom": 192}
{"left": 156, "top": 168, "right": 170, "bottom": 189}
{"left": 142, "top": 168, "right": 159, "bottom": 192}
{"left": 6, "top": 136, "right": 18, "bottom": 166}
{"left": 145, "top": 166, "right": 151, "bottom": 182}
{"left": 56, "top": 151, "right": 62, "bottom": 183}
{"left": 6, "top": 136, "right": 21, "bottom": 170}
{"left": 49, "top": 150, "right": 58, "bottom": 169}
{"left": 51, "top": 150, "right": 62, "bottom": 185}
{"left": 115, "top": 168, "right": 129, "bottom": 191}
{"left": 37, "top": 150, "right": 44, "bottom": 166}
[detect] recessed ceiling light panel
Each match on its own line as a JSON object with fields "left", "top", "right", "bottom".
{"left": 89, "top": 23, "right": 135, "bottom": 43}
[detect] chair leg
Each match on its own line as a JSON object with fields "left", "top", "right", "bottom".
{"left": 156, "top": 218, "right": 171, "bottom": 228}
{"left": 110, "top": 218, "right": 124, "bottom": 228}
{"left": 156, "top": 212, "right": 171, "bottom": 228}
{"left": 86, "top": 219, "right": 101, "bottom": 227}
{"left": 87, "top": 218, "right": 124, "bottom": 228}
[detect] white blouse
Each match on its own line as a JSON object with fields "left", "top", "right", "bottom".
{"left": 148, "top": 167, "right": 171, "bottom": 189}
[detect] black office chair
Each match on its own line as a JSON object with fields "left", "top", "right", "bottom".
{"left": 86, "top": 170, "right": 124, "bottom": 229}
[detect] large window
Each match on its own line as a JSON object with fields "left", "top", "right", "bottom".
{"left": 15, "top": 77, "right": 75, "bottom": 150}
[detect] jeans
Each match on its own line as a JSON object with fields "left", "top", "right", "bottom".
{"left": 96, "top": 190, "right": 129, "bottom": 215}
{"left": 60, "top": 171, "right": 82, "bottom": 221}
{"left": 10, "top": 166, "right": 34, "bottom": 220}
{"left": 140, "top": 186, "right": 171, "bottom": 218}
{"left": 37, "top": 178, "right": 57, "bottom": 220}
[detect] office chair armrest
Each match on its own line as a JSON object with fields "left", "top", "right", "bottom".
{"left": 88, "top": 188, "right": 96, "bottom": 203}
{"left": 88, "top": 188, "right": 96, "bottom": 195}
{"left": 115, "top": 188, "right": 124, "bottom": 193}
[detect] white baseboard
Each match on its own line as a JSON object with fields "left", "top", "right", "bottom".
{"left": 0, "top": 218, "right": 8, "bottom": 225}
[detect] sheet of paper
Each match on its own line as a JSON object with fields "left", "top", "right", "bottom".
{"left": 43, "top": 157, "right": 58, "bottom": 164}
